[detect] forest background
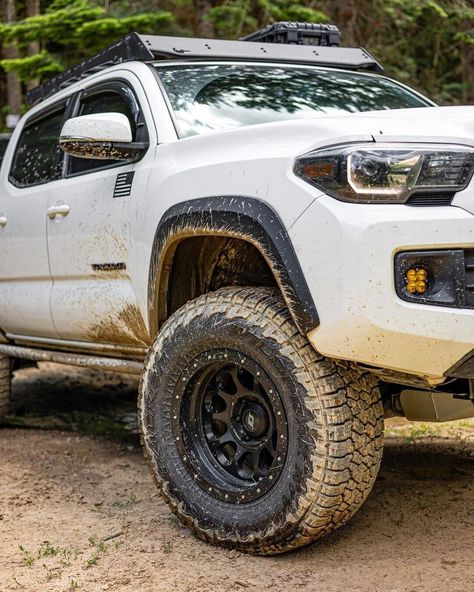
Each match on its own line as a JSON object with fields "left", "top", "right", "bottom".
{"left": 0, "top": 0, "right": 473, "bottom": 130}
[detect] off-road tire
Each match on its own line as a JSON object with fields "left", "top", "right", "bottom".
{"left": 0, "top": 355, "right": 11, "bottom": 424}
{"left": 139, "top": 287, "right": 384, "bottom": 555}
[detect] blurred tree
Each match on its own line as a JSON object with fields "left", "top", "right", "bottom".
{"left": 321, "top": 0, "right": 473, "bottom": 103}
{"left": 25, "top": 0, "right": 40, "bottom": 91}
{"left": 0, "top": 0, "right": 175, "bottom": 75}
{"left": 2, "top": 0, "right": 22, "bottom": 125}
{"left": 0, "top": 0, "right": 175, "bottom": 125}
{"left": 0, "top": 0, "right": 472, "bottom": 129}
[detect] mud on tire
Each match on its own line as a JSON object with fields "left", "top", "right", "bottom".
{"left": 139, "top": 287, "right": 384, "bottom": 555}
{"left": 0, "top": 356, "right": 11, "bottom": 424}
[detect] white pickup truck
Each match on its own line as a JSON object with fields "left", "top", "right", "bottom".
{"left": 1, "top": 23, "right": 473, "bottom": 555}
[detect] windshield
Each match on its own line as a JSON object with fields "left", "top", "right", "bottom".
{"left": 155, "top": 63, "right": 431, "bottom": 138}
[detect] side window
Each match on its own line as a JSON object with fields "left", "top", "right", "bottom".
{"left": 68, "top": 90, "right": 136, "bottom": 176}
{"left": 9, "top": 107, "right": 66, "bottom": 187}
{"left": 0, "top": 136, "right": 10, "bottom": 168}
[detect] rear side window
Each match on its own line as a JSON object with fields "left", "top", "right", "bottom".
{"left": 68, "top": 90, "right": 135, "bottom": 176}
{"left": 9, "top": 107, "right": 65, "bottom": 187}
{"left": 0, "top": 136, "right": 10, "bottom": 168}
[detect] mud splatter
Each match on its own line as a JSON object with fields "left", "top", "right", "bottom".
{"left": 87, "top": 303, "right": 151, "bottom": 346}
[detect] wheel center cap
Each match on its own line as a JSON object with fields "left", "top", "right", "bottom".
{"left": 242, "top": 406, "right": 267, "bottom": 437}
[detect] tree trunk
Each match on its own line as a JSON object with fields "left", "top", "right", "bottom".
{"left": 25, "top": 0, "right": 40, "bottom": 92}
{"left": 459, "top": 13, "right": 474, "bottom": 106}
{"left": 3, "top": 0, "right": 22, "bottom": 126}
{"left": 324, "top": 0, "right": 359, "bottom": 47}
{"left": 194, "top": 0, "right": 214, "bottom": 37}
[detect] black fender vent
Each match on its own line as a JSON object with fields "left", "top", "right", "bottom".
{"left": 113, "top": 171, "right": 135, "bottom": 198}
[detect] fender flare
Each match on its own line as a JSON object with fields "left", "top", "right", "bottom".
{"left": 147, "top": 196, "right": 319, "bottom": 336}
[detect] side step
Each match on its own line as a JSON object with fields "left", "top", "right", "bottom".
{"left": 0, "top": 343, "right": 143, "bottom": 375}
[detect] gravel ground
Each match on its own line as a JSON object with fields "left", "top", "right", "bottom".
{"left": 0, "top": 363, "right": 473, "bottom": 592}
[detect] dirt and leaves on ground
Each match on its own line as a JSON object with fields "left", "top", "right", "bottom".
{"left": 0, "top": 363, "right": 473, "bottom": 592}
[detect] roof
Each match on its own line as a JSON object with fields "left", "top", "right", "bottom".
{"left": 26, "top": 31, "right": 383, "bottom": 106}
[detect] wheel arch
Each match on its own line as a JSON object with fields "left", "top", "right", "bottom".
{"left": 147, "top": 196, "right": 319, "bottom": 336}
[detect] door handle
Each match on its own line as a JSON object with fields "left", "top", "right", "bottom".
{"left": 0, "top": 215, "right": 7, "bottom": 228}
{"left": 47, "top": 204, "right": 70, "bottom": 220}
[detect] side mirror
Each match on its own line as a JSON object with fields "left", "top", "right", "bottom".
{"left": 59, "top": 112, "right": 147, "bottom": 161}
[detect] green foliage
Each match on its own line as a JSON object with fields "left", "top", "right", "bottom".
{"left": 254, "top": 0, "right": 328, "bottom": 24}
{"left": 206, "top": 5, "right": 257, "bottom": 39}
{"left": 0, "top": 50, "right": 63, "bottom": 81}
{"left": 74, "top": 12, "right": 174, "bottom": 52}
{"left": 18, "top": 545, "right": 35, "bottom": 567}
{"left": 206, "top": 0, "right": 328, "bottom": 39}
{"left": 310, "top": 0, "right": 473, "bottom": 104}
{"left": 0, "top": 0, "right": 104, "bottom": 45}
{"left": 0, "top": 0, "right": 472, "bottom": 115}
{"left": 0, "top": 0, "right": 174, "bottom": 84}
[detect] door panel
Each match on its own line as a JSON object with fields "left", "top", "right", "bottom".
{"left": 0, "top": 105, "right": 67, "bottom": 338}
{"left": 47, "top": 166, "right": 151, "bottom": 345}
{"left": 0, "top": 185, "right": 57, "bottom": 337}
{"left": 47, "top": 79, "right": 153, "bottom": 346}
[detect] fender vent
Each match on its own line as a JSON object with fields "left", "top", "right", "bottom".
{"left": 113, "top": 171, "right": 135, "bottom": 198}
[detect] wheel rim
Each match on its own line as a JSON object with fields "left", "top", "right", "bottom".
{"left": 174, "top": 349, "right": 288, "bottom": 503}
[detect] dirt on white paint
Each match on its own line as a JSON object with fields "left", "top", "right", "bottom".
{"left": 0, "top": 363, "right": 473, "bottom": 592}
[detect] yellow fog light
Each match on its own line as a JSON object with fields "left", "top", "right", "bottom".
{"left": 406, "top": 267, "right": 428, "bottom": 294}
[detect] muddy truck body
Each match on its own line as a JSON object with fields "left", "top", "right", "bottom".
{"left": 1, "top": 24, "right": 474, "bottom": 554}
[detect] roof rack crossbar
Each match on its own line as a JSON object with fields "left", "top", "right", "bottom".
{"left": 26, "top": 29, "right": 383, "bottom": 106}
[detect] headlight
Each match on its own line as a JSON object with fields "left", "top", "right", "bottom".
{"left": 295, "top": 143, "right": 474, "bottom": 203}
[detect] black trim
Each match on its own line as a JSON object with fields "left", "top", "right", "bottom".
{"left": 445, "top": 349, "right": 474, "bottom": 380}
{"left": 405, "top": 192, "right": 455, "bottom": 207}
{"left": 64, "top": 79, "right": 149, "bottom": 178}
{"left": 27, "top": 31, "right": 383, "bottom": 104}
{"left": 394, "top": 249, "right": 474, "bottom": 310}
{"left": 26, "top": 33, "right": 155, "bottom": 105}
{"left": 148, "top": 196, "right": 319, "bottom": 336}
{"left": 79, "top": 82, "right": 142, "bottom": 127}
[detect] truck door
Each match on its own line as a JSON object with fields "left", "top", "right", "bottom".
{"left": 46, "top": 76, "right": 154, "bottom": 348}
{"left": 0, "top": 102, "right": 67, "bottom": 339}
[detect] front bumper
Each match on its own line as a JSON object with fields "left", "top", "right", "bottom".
{"left": 289, "top": 194, "right": 474, "bottom": 382}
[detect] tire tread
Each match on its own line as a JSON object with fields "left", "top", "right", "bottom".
{"left": 0, "top": 356, "right": 11, "bottom": 423}
{"left": 139, "top": 287, "right": 383, "bottom": 555}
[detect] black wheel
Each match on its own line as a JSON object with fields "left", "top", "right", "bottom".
{"left": 175, "top": 349, "right": 288, "bottom": 503}
{"left": 139, "top": 287, "right": 384, "bottom": 555}
{"left": 0, "top": 355, "right": 11, "bottom": 424}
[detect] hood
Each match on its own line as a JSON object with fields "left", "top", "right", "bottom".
{"left": 281, "top": 105, "right": 474, "bottom": 153}
{"left": 174, "top": 105, "right": 474, "bottom": 161}
{"left": 351, "top": 105, "right": 474, "bottom": 147}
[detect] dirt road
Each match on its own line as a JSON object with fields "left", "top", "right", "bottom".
{"left": 0, "top": 364, "right": 473, "bottom": 592}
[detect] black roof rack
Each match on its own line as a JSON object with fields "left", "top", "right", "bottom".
{"left": 26, "top": 28, "right": 383, "bottom": 106}
{"left": 241, "top": 22, "right": 341, "bottom": 46}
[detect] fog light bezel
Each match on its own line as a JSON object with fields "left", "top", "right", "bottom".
{"left": 394, "top": 250, "right": 465, "bottom": 307}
